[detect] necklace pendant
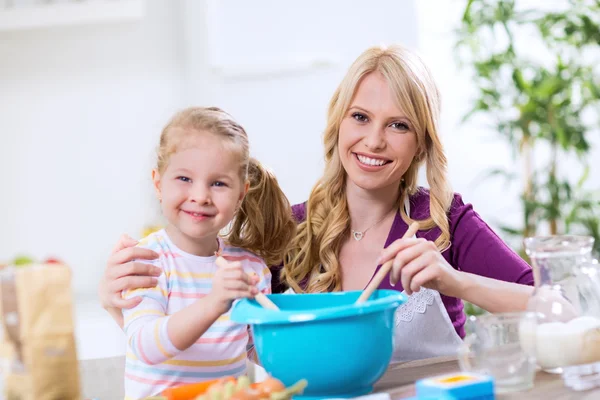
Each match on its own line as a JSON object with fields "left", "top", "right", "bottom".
{"left": 352, "top": 231, "right": 364, "bottom": 241}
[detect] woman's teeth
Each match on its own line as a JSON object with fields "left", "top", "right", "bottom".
{"left": 357, "top": 154, "right": 387, "bottom": 166}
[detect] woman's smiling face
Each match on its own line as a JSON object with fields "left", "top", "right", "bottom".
{"left": 338, "top": 71, "right": 418, "bottom": 192}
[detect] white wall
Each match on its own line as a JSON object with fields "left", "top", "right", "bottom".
{"left": 0, "top": 0, "right": 187, "bottom": 296}
{"left": 185, "top": 0, "right": 420, "bottom": 206}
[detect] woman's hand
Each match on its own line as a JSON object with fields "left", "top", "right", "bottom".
{"left": 98, "top": 234, "right": 162, "bottom": 311}
{"left": 379, "top": 237, "right": 533, "bottom": 312}
{"left": 378, "top": 237, "right": 464, "bottom": 297}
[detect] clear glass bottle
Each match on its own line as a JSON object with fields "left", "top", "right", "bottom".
{"left": 523, "top": 235, "right": 600, "bottom": 391}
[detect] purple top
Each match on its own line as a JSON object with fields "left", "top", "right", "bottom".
{"left": 272, "top": 188, "right": 534, "bottom": 338}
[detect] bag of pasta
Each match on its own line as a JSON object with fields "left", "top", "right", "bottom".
{"left": 0, "top": 263, "right": 81, "bottom": 400}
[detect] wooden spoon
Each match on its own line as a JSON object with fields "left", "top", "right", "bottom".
{"left": 356, "top": 222, "right": 420, "bottom": 304}
{"left": 215, "top": 256, "right": 280, "bottom": 310}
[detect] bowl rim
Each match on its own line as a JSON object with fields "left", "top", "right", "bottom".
{"left": 230, "top": 289, "right": 407, "bottom": 325}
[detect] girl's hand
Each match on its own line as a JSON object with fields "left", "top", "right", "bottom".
{"left": 208, "top": 257, "right": 259, "bottom": 315}
{"left": 98, "top": 234, "right": 162, "bottom": 310}
{"left": 378, "top": 238, "right": 464, "bottom": 297}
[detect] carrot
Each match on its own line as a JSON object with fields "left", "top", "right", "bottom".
{"left": 161, "top": 377, "right": 235, "bottom": 400}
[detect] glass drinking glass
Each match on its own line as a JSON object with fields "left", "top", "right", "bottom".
{"left": 458, "top": 312, "right": 538, "bottom": 393}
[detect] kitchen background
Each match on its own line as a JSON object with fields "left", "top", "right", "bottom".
{"left": 0, "top": 0, "right": 598, "bottom": 361}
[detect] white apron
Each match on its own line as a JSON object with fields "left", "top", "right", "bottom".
{"left": 390, "top": 197, "right": 463, "bottom": 362}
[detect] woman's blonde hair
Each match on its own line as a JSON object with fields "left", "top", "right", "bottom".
{"left": 157, "top": 106, "right": 296, "bottom": 266}
{"left": 282, "top": 45, "right": 453, "bottom": 293}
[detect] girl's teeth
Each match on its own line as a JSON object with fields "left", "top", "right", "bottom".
{"left": 357, "top": 154, "right": 386, "bottom": 166}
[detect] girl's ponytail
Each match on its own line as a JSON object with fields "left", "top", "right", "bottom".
{"left": 227, "top": 158, "right": 296, "bottom": 266}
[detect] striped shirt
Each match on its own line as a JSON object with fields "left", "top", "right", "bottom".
{"left": 122, "top": 229, "right": 271, "bottom": 399}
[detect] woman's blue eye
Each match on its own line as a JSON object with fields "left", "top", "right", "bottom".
{"left": 352, "top": 112, "right": 368, "bottom": 122}
{"left": 391, "top": 122, "right": 410, "bottom": 131}
{"left": 177, "top": 176, "right": 191, "bottom": 183}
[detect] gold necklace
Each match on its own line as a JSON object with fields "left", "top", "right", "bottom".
{"left": 351, "top": 206, "right": 397, "bottom": 241}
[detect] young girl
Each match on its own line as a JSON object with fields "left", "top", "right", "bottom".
{"left": 121, "top": 107, "right": 296, "bottom": 399}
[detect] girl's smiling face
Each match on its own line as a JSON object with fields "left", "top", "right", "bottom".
{"left": 153, "top": 132, "right": 247, "bottom": 253}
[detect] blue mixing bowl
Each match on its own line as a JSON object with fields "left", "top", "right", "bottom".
{"left": 230, "top": 290, "right": 406, "bottom": 399}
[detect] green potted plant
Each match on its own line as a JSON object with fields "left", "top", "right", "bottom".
{"left": 456, "top": 0, "right": 600, "bottom": 257}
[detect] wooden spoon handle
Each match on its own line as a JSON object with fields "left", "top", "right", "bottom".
{"left": 356, "top": 222, "right": 420, "bottom": 304}
{"left": 254, "top": 292, "right": 280, "bottom": 310}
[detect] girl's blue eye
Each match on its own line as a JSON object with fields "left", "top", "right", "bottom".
{"left": 177, "top": 176, "right": 191, "bottom": 183}
{"left": 352, "top": 112, "right": 368, "bottom": 122}
{"left": 212, "top": 181, "right": 227, "bottom": 187}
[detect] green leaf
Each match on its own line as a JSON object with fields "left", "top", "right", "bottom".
{"left": 457, "top": 0, "right": 600, "bottom": 256}
{"left": 578, "top": 165, "right": 591, "bottom": 188}
{"left": 512, "top": 69, "right": 529, "bottom": 91}
{"left": 498, "top": 225, "right": 523, "bottom": 236}
{"left": 463, "top": 0, "right": 476, "bottom": 23}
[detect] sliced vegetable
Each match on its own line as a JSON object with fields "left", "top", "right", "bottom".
{"left": 223, "top": 381, "right": 236, "bottom": 399}
{"left": 250, "top": 377, "right": 286, "bottom": 397}
{"left": 195, "top": 376, "right": 250, "bottom": 400}
{"left": 235, "top": 376, "right": 251, "bottom": 392}
{"left": 229, "top": 387, "right": 262, "bottom": 400}
{"left": 161, "top": 377, "right": 235, "bottom": 400}
{"left": 269, "top": 379, "right": 308, "bottom": 400}
{"left": 164, "top": 375, "right": 307, "bottom": 400}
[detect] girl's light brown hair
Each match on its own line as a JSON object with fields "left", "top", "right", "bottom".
{"left": 281, "top": 45, "right": 453, "bottom": 293}
{"left": 157, "top": 106, "right": 296, "bottom": 266}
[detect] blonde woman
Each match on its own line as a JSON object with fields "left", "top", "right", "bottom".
{"left": 100, "top": 45, "right": 533, "bottom": 362}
